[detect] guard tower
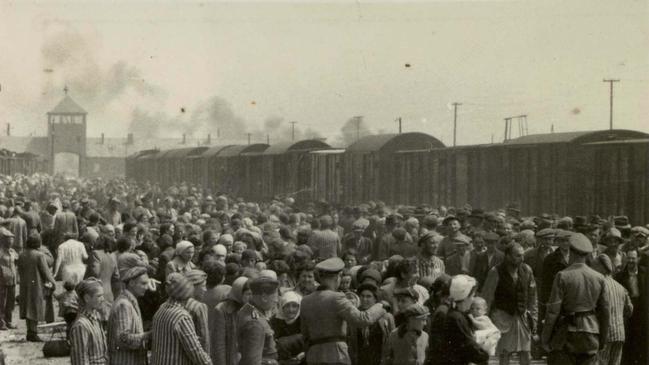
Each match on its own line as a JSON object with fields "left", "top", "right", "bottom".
{"left": 47, "top": 87, "right": 87, "bottom": 176}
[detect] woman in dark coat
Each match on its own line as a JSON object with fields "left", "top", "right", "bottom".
{"left": 439, "top": 275, "right": 489, "bottom": 365}
{"left": 270, "top": 291, "right": 306, "bottom": 365}
{"left": 17, "top": 233, "right": 56, "bottom": 341}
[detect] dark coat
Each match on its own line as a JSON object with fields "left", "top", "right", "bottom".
{"left": 439, "top": 308, "right": 489, "bottom": 365}
{"left": 18, "top": 248, "right": 55, "bottom": 321}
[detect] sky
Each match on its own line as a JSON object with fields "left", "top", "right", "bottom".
{"left": 0, "top": 0, "right": 647, "bottom": 146}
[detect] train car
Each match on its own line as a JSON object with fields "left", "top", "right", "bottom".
{"left": 161, "top": 147, "right": 208, "bottom": 186}
{"left": 259, "top": 139, "right": 330, "bottom": 201}
{"left": 343, "top": 133, "right": 445, "bottom": 204}
{"left": 126, "top": 149, "right": 158, "bottom": 181}
{"left": 570, "top": 137, "right": 649, "bottom": 224}
{"left": 196, "top": 145, "right": 236, "bottom": 190}
{"left": 396, "top": 129, "right": 649, "bottom": 216}
{"left": 216, "top": 144, "right": 269, "bottom": 197}
{"left": 309, "top": 149, "right": 346, "bottom": 203}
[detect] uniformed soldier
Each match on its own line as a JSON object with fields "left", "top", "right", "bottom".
{"left": 300, "top": 257, "right": 388, "bottom": 365}
{"left": 541, "top": 232, "right": 610, "bottom": 365}
{"left": 237, "top": 276, "right": 280, "bottom": 365}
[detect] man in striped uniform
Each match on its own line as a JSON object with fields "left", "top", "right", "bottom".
{"left": 596, "top": 255, "right": 633, "bottom": 365}
{"left": 70, "top": 278, "right": 108, "bottom": 365}
{"left": 184, "top": 269, "right": 210, "bottom": 354}
{"left": 108, "top": 266, "right": 150, "bottom": 365}
{"left": 151, "top": 273, "right": 211, "bottom": 365}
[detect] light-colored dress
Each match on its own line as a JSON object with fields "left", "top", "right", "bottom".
{"left": 55, "top": 239, "right": 88, "bottom": 285}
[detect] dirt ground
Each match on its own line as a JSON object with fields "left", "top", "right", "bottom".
{"left": 0, "top": 283, "right": 68, "bottom": 365}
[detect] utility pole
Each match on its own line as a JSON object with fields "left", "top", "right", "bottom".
{"left": 504, "top": 118, "right": 511, "bottom": 142}
{"left": 353, "top": 116, "right": 363, "bottom": 141}
{"left": 247, "top": 133, "right": 251, "bottom": 145}
{"left": 396, "top": 117, "right": 402, "bottom": 134}
{"left": 452, "top": 102, "right": 461, "bottom": 146}
{"left": 290, "top": 121, "right": 297, "bottom": 141}
{"left": 603, "top": 79, "right": 620, "bottom": 130}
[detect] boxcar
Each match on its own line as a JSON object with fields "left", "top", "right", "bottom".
{"left": 260, "top": 140, "right": 330, "bottom": 201}
{"left": 216, "top": 144, "right": 269, "bottom": 198}
{"left": 309, "top": 149, "right": 346, "bottom": 203}
{"left": 343, "top": 133, "right": 444, "bottom": 204}
{"left": 191, "top": 145, "right": 233, "bottom": 189}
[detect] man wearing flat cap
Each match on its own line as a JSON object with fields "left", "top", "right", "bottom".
{"left": 108, "top": 265, "right": 150, "bottom": 365}
{"left": 301, "top": 257, "right": 388, "bottom": 365}
{"left": 237, "top": 276, "right": 280, "bottom": 365}
{"left": 542, "top": 233, "right": 610, "bottom": 365}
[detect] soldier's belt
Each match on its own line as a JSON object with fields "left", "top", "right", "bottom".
{"left": 308, "top": 336, "right": 347, "bottom": 346}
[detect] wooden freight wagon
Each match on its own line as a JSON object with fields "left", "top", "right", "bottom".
{"left": 501, "top": 129, "right": 649, "bottom": 216}
{"left": 260, "top": 140, "right": 330, "bottom": 202}
{"left": 219, "top": 144, "right": 270, "bottom": 198}
{"left": 571, "top": 138, "right": 649, "bottom": 224}
{"left": 192, "top": 145, "right": 233, "bottom": 190}
{"left": 343, "top": 133, "right": 444, "bottom": 204}
{"left": 309, "top": 149, "right": 346, "bottom": 204}
{"left": 159, "top": 147, "right": 208, "bottom": 187}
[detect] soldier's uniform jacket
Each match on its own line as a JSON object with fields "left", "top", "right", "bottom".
{"left": 300, "top": 286, "right": 386, "bottom": 365}
{"left": 542, "top": 262, "right": 610, "bottom": 353}
{"left": 236, "top": 302, "right": 278, "bottom": 365}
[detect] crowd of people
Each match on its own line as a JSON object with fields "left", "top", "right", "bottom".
{"left": 0, "top": 174, "right": 648, "bottom": 365}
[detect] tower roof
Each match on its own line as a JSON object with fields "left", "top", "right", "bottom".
{"left": 48, "top": 95, "right": 87, "bottom": 115}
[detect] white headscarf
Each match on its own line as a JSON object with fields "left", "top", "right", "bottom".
{"left": 277, "top": 291, "right": 302, "bottom": 324}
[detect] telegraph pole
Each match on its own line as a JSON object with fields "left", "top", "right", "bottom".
{"left": 603, "top": 79, "right": 620, "bottom": 130}
{"left": 290, "top": 121, "right": 298, "bottom": 141}
{"left": 452, "top": 102, "right": 461, "bottom": 146}
{"left": 353, "top": 116, "right": 363, "bottom": 141}
{"left": 396, "top": 117, "right": 402, "bottom": 134}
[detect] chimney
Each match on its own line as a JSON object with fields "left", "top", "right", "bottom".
{"left": 207, "top": 133, "right": 211, "bottom": 144}
{"left": 127, "top": 133, "right": 134, "bottom": 145}
{"left": 101, "top": 133, "right": 105, "bottom": 144}
{"left": 6, "top": 123, "right": 10, "bottom": 136}
{"left": 182, "top": 133, "right": 186, "bottom": 144}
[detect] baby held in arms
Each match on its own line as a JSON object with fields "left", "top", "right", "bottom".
{"left": 469, "top": 296, "right": 501, "bottom": 356}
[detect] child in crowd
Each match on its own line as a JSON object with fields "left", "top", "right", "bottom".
{"left": 382, "top": 303, "right": 429, "bottom": 365}
{"left": 469, "top": 296, "right": 501, "bottom": 356}
{"left": 54, "top": 280, "right": 79, "bottom": 339}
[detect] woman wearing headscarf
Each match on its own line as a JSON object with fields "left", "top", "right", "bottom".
{"left": 165, "top": 240, "right": 196, "bottom": 278}
{"left": 438, "top": 275, "right": 489, "bottom": 365}
{"left": 270, "top": 291, "right": 306, "bottom": 365}
{"left": 349, "top": 283, "right": 395, "bottom": 365}
{"left": 211, "top": 276, "right": 251, "bottom": 365}
{"left": 70, "top": 278, "right": 108, "bottom": 365}
{"left": 17, "top": 233, "right": 56, "bottom": 341}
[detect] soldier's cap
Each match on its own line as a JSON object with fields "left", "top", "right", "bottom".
{"left": 248, "top": 276, "right": 279, "bottom": 295}
{"left": 81, "top": 198, "right": 89, "bottom": 204}
{"left": 401, "top": 303, "right": 430, "bottom": 319}
{"left": 535, "top": 228, "right": 556, "bottom": 239}
{"left": 393, "top": 287, "right": 419, "bottom": 300}
{"left": 569, "top": 232, "right": 593, "bottom": 254}
{"left": 631, "top": 226, "right": 649, "bottom": 237}
{"left": 0, "top": 227, "right": 14, "bottom": 238}
{"left": 315, "top": 257, "right": 345, "bottom": 274}
{"left": 483, "top": 232, "right": 500, "bottom": 242}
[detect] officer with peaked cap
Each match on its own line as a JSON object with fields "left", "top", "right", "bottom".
{"left": 237, "top": 276, "right": 280, "bottom": 365}
{"left": 542, "top": 233, "right": 610, "bottom": 365}
{"left": 300, "top": 257, "right": 388, "bottom": 365}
